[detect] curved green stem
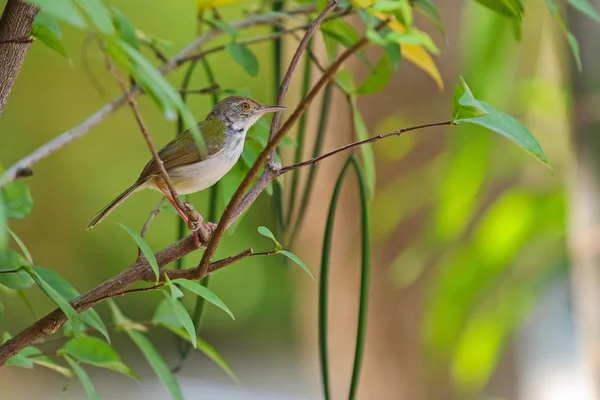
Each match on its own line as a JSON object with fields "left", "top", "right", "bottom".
{"left": 319, "top": 156, "right": 371, "bottom": 400}
{"left": 272, "top": 0, "right": 286, "bottom": 233}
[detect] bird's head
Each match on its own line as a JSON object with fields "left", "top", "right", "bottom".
{"left": 209, "top": 96, "right": 286, "bottom": 135}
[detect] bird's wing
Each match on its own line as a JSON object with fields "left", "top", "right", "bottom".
{"left": 137, "top": 118, "right": 227, "bottom": 182}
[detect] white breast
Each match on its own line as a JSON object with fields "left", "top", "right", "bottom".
{"left": 163, "top": 137, "right": 245, "bottom": 195}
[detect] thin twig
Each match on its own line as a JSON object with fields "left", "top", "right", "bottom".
{"left": 0, "top": 4, "right": 317, "bottom": 187}
{"left": 279, "top": 121, "right": 456, "bottom": 174}
{"left": 267, "top": 0, "right": 340, "bottom": 164}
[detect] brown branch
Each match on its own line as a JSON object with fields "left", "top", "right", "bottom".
{"left": 196, "top": 9, "right": 382, "bottom": 277}
{"left": 0, "top": 4, "right": 317, "bottom": 187}
{"left": 279, "top": 121, "right": 456, "bottom": 174}
{"left": 266, "top": 0, "right": 340, "bottom": 164}
{"left": 0, "top": 0, "right": 39, "bottom": 117}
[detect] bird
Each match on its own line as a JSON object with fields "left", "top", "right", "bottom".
{"left": 87, "top": 96, "right": 285, "bottom": 230}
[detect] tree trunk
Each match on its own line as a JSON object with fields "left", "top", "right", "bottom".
{"left": 0, "top": 0, "right": 38, "bottom": 117}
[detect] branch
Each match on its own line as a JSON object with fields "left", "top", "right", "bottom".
{"left": 266, "top": 0, "right": 340, "bottom": 164}
{"left": 0, "top": 4, "right": 317, "bottom": 187}
{"left": 279, "top": 121, "right": 455, "bottom": 174}
{"left": 0, "top": 0, "right": 39, "bottom": 116}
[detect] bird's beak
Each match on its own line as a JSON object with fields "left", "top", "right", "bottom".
{"left": 257, "top": 105, "right": 287, "bottom": 114}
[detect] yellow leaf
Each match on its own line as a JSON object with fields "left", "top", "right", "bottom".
{"left": 197, "top": 0, "right": 243, "bottom": 12}
{"left": 351, "top": 2, "right": 444, "bottom": 90}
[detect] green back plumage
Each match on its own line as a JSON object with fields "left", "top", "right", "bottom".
{"left": 137, "top": 117, "right": 227, "bottom": 182}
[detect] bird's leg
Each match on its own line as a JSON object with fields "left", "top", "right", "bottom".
{"left": 157, "top": 186, "right": 205, "bottom": 248}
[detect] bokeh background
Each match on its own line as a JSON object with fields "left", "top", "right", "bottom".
{"left": 0, "top": 0, "right": 594, "bottom": 399}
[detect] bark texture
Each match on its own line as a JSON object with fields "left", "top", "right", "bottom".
{"left": 0, "top": 0, "right": 38, "bottom": 117}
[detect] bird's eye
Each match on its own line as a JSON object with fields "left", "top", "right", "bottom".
{"left": 241, "top": 102, "right": 250, "bottom": 110}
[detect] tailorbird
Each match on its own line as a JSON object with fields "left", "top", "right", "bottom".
{"left": 87, "top": 96, "right": 285, "bottom": 229}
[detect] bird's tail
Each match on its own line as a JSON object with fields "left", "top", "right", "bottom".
{"left": 87, "top": 183, "right": 139, "bottom": 230}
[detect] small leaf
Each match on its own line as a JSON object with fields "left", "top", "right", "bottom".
{"left": 126, "top": 329, "right": 184, "bottom": 400}
{"left": 226, "top": 42, "right": 259, "bottom": 76}
{"left": 174, "top": 278, "right": 234, "bottom": 319}
{"left": 356, "top": 53, "right": 393, "bottom": 95}
{"left": 567, "top": 0, "right": 600, "bottom": 24}
{"left": 0, "top": 249, "right": 33, "bottom": 289}
{"left": 384, "top": 42, "right": 401, "bottom": 71}
{"left": 31, "top": 355, "right": 73, "bottom": 377}
{"left": 22, "top": 265, "right": 81, "bottom": 336}
{"left": 453, "top": 78, "right": 548, "bottom": 167}
{"left": 162, "top": 290, "right": 197, "bottom": 348}
{"left": 279, "top": 250, "right": 314, "bottom": 279}
{"left": 413, "top": 0, "right": 446, "bottom": 40}
{"left": 475, "top": 0, "right": 524, "bottom": 19}
{"left": 64, "top": 355, "right": 100, "bottom": 400}
{"left": 546, "top": 0, "right": 582, "bottom": 71}
{"left": 335, "top": 68, "right": 356, "bottom": 94}
{"left": 350, "top": 97, "right": 376, "bottom": 198}
{"left": 35, "top": 266, "right": 110, "bottom": 342}
{"left": 8, "top": 228, "right": 33, "bottom": 264}
{"left": 162, "top": 323, "right": 239, "bottom": 383}
{"left": 29, "top": 0, "right": 87, "bottom": 29}
{"left": 118, "top": 223, "right": 159, "bottom": 282}
{"left": 60, "top": 335, "right": 136, "bottom": 379}
{"left": 385, "top": 29, "right": 439, "bottom": 55}
{"left": 6, "top": 351, "right": 34, "bottom": 368}
{"left": 257, "top": 226, "right": 282, "bottom": 250}
{"left": 112, "top": 7, "right": 139, "bottom": 51}
{"left": 452, "top": 77, "right": 489, "bottom": 121}
{"left": 1, "top": 181, "right": 33, "bottom": 219}
{"left": 77, "top": 0, "right": 115, "bottom": 35}
{"left": 32, "top": 11, "right": 69, "bottom": 58}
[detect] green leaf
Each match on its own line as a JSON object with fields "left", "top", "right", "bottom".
{"left": 112, "top": 7, "right": 139, "bottom": 51}
{"left": 32, "top": 11, "right": 69, "bottom": 58}
{"left": 118, "top": 223, "right": 159, "bottom": 282}
{"left": 335, "top": 68, "right": 356, "bottom": 94}
{"left": 385, "top": 29, "right": 439, "bottom": 54}
{"left": 0, "top": 188, "right": 6, "bottom": 249}
{"left": 356, "top": 53, "right": 393, "bottom": 95}
{"left": 257, "top": 226, "right": 282, "bottom": 250}
{"left": 22, "top": 265, "right": 81, "bottom": 336}
{"left": 162, "top": 290, "right": 197, "bottom": 348}
{"left": 546, "top": 0, "right": 582, "bottom": 71}
{"left": 321, "top": 19, "right": 371, "bottom": 67}
{"left": 174, "top": 278, "right": 234, "bottom": 320}
{"left": 29, "top": 0, "right": 87, "bottom": 29}
{"left": 393, "top": 0, "right": 414, "bottom": 27}
{"left": 60, "top": 335, "right": 136, "bottom": 379}
{"left": 31, "top": 355, "right": 73, "bottom": 377}
{"left": 34, "top": 266, "right": 110, "bottom": 342}
{"left": 384, "top": 43, "right": 401, "bottom": 71}
{"left": 64, "top": 355, "right": 100, "bottom": 400}
{"left": 279, "top": 250, "right": 314, "bottom": 279}
{"left": 0, "top": 249, "right": 33, "bottom": 289}
{"left": 453, "top": 79, "right": 548, "bottom": 167}
{"left": 476, "top": 0, "right": 524, "bottom": 19}
{"left": 76, "top": 0, "right": 114, "bottom": 35}
{"left": 452, "top": 77, "right": 489, "bottom": 121}
{"left": 567, "top": 0, "right": 600, "bottom": 24}
{"left": 226, "top": 42, "right": 259, "bottom": 76}
{"left": 371, "top": 0, "right": 404, "bottom": 12}
{"left": 107, "top": 38, "right": 205, "bottom": 155}
{"left": 350, "top": 97, "right": 376, "bottom": 199}
{"left": 8, "top": 228, "right": 33, "bottom": 264}
{"left": 162, "top": 323, "right": 239, "bottom": 383}
{"left": 126, "top": 329, "right": 184, "bottom": 400}
{"left": 1, "top": 181, "right": 33, "bottom": 219}
{"left": 413, "top": 0, "right": 446, "bottom": 40}
{"left": 6, "top": 350, "right": 34, "bottom": 368}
